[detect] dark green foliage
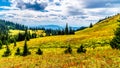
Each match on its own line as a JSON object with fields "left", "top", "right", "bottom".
{"left": 64, "top": 45, "right": 72, "bottom": 54}
{"left": 110, "top": 24, "right": 120, "bottom": 49}
{"left": 25, "top": 28, "right": 30, "bottom": 41}
{"left": 14, "top": 39, "right": 16, "bottom": 47}
{"left": 5, "top": 41, "right": 9, "bottom": 46}
{"left": 17, "top": 32, "right": 25, "bottom": 41}
{"left": 0, "top": 40, "right": 2, "bottom": 49}
{"left": 2, "top": 45, "right": 11, "bottom": 57}
{"left": 22, "top": 39, "right": 31, "bottom": 56}
{"left": 36, "top": 48, "right": 43, "bottom": 55}
{"left": 0, "top": 19, "right": 27, "bottom": 30}
{"left": 69, "top": 27, "right": 75, "bottom": 34}
{"left": 16, "top": 29, "right": 32, "bottom": 41}
{"left": 32, "top": 33, "right": 37, "bottom": 38}
{"left": 117, "top": 20, "right": 120, "bottom": 22}
{"left": 39, "top": 34, "right": 44, "bottom": 37}
{"left": 96, "top": 16, "right": 111, "bottom": 23}
{"left": 76, "top": 26, "right": 87, "bottom": 31}
{"left": 89, "top": 23, "right": 93, "bottom": 28}
{"left": 77, "top": 45, "right": 86, "bottom": 53}
{"left": 65, "top": 23, "right": 69, "bottom": 34}
{"left": 15, "top": 48, "right": 20, "bottom": 55}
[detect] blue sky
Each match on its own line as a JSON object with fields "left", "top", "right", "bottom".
{"left": 0, "top": 0, "right": 120, "bottom": 27}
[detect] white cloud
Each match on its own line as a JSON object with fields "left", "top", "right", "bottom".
{"left": 0, "top": 0, "right": 120, "bottom": 27}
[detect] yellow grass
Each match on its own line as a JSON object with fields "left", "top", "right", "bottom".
{"left": 9, "top": 29, "right": 45, "bottom": 37}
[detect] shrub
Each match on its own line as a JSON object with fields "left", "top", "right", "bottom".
{"left": 64, "top": 45, "right": 72, "bottom": 54}
{"left": 89, "top": 23, "right": 93, "bottom": 28}
{"left": 14, "top": 39, "right": 16, "bottom": 47}
{"left": 15, "top": 48, "right": 20, "bottom": 55}
{"left": 77, "top": 45, "right": 86, "bottom": 53}
{"left": 36, "top": 48, "right": 43, "bottom": 55}
{"left": 2, "top": 45, "right": 11, "bottom": 57}
{"left": 110, "top": 24, "right": 120, "bottom": 49}
{"left": 0, "top": 40, "right": 2, "bottom": 49}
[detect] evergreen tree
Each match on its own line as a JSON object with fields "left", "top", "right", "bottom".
{"left": 17, "top": 32, "right": 25, "bottom": 41}
{"left": 25, "top": 28, "right": 30, "bottom": 41}
{"left": 110, "top": 24, "right": 120, "bottom": 49}
{"left": 64, "top": 45, "right": 72, "bottom": 54}
{"left": 89, "top": 23, "right": 93, "bottom": 28}
{"left": 32, "top": 33, "right": 37, "bottom": 38}
{"left": 15, "top": 48, "right": 20, "bottom": 55}
{"left": 69, "top": 27, "right": 75, "bottom": 34}
{"left": 2, "top": 45, "right": 11, "bottom": 57}
{"left": 65, "top": 23, "right": 69, "bottom": 35}
{"left": 0, "top": 40, "right": 2, "bottom": 49}
{"left": 36, "top": 48, "right": 43, "bottom": 55}
{"left": 22, "top": 39, "right": 31, "bottom": 56}
{"left": 14, "top": 39, "right": 16, "bottom": 47}
{"left": 77, "top": 45, "right": 86, "bottom": 53}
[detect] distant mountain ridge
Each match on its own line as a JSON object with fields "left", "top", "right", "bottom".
{"left": 35, "top": 25, "right": 81, "bottom": 30}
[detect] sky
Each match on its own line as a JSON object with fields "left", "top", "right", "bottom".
{"left": 0, "top": 0, "right": 120, "bottom": 27}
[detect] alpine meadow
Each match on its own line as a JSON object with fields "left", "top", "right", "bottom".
{"left": 0, "top": 0, "right": 120, "bottom": 68}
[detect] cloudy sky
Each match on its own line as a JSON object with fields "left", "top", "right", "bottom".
{"left": 0, "top": 0, "right": 120, "bottom": 27}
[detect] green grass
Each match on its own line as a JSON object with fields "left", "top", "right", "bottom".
{"left": 0, "top": 14, "right": 120, "bottom": 68}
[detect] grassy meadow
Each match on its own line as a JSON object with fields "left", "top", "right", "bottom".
{"left": 0, "top": 14, "right": 120, "bottom": 68}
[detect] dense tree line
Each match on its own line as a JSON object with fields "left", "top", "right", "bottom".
{"left": 30, "top": 23, "right": 75, "bottom": 36}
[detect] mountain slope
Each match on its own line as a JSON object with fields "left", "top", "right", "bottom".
{"left": 76, "top": 14, "right": 119, "bottom": 36}
{"left": 12, "top": 14, "right": 120, "bottom": 48}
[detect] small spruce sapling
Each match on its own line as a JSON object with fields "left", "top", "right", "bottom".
{"left": 64, "top": 45, "right": 72, "bottom": 54}
{"left": 77, "top": 45, "right": 86, "bottom": 53}
{"left": 36, "top": 48, "right": 43, "bottom": 55}
{"left": 15, "top": 48, "right": 20, "bottom": 55}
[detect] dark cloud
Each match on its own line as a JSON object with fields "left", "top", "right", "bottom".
{"left": 15, "top": 1, "right": 48, "bottom": 11}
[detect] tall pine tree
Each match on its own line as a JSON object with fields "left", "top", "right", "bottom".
{"left": 89, "top": 23, "right": 93, "bottom": 28}
{"left": 65, "top": 23, "right": 69, "bottom": 35}
{"left": 0, "top": 40, "right": 2, "bottom": 49}
{"left": 14, "top": 39, "right": 16, "bottom": 47}
{"left": 22, "top": 39, "right": 31, "bottom": 56}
